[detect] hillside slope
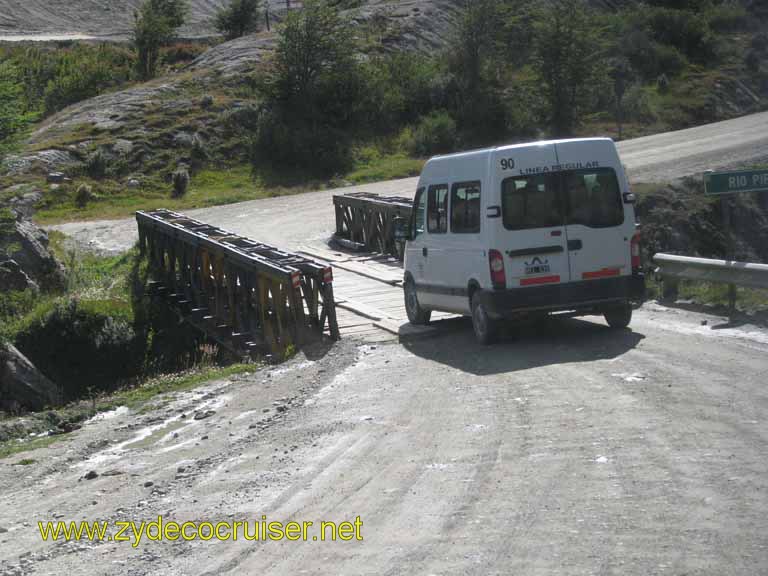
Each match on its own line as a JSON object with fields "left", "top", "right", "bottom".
{"left": 0, "top": 0, "right": 237, "bottom": 38}
{"left": 0, "top": 0, "right": 460, "bottom": 41}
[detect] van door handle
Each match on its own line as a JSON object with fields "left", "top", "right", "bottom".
{"left": 422, "top": 247, "right": 428, "bottom": 257}
{"left": 568, "top": 239, "right": 583, "bottom": 251}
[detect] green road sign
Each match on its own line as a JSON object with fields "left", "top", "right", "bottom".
{"left": 704, "top": 169, "right": 768, "bottom": 196}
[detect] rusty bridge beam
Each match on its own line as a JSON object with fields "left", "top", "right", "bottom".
{"left": 135, "top": 209, "right": 340, "bottom": 361}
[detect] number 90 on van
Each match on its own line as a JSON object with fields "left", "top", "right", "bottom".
{"left": 399, "top": 138, "right": 646, "bottom": 345}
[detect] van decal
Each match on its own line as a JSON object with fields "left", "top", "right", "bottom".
{"left": 525, "top": 257, "right": 551, "bottom": 275}
{"left": 516, "top": 161, "right": 600, "bottom": 176}
{"left": 520, "top": 275, "right": 561, "bottom": 287}
{"left": 583, "top": 268, "right": 622, "bottom": 280}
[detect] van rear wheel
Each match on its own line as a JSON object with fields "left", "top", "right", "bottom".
{"left": 405, "top": 279, "right": 431, "bottom": 325}
{"left": 604, "top": 302, "right": 632, "bottom": 329}
{"left": 471, "top": 294, "right": 498, "bottom": 345}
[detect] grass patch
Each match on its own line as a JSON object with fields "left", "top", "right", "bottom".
{"left": 110, "top": 364, "right": 254, "bottom": 409}
{"left": 0, "top": 434, "right": 64, "bottom": 460}
{"left": 677, "top": 281, "right": 768, "bottom": 312}
{"left": 346, "top": 151, "right": 424, "bottom": 184}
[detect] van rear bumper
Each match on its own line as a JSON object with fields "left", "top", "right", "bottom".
{"left": 479, "top": 273, "right": 646, "bottom": 319}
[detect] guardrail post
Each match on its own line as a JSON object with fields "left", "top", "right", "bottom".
{"left": 662, "top": 277, "right": 679, "bottom": 301}
{"left": 721, "top": 196, "right": 737, "bottom": 314}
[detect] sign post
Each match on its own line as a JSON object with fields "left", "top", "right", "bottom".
{"left": 704, "top": 169, "right": 768, "bottom": 312}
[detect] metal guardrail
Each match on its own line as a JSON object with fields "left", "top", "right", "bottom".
{"left": 136, "top": 209, "right": 339, "bottom": 360}
{"left": 653, "top": 253, "right": 768, "bottom": 310}
{"left": 333, "top": 192, "right": 413, "bottom": 260}
{"left": 653, "top": 254, "right": 768, "bottom": 289}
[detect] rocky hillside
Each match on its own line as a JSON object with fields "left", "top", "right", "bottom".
{"left": 0, "top": 0, "right": 459, "bottom": 40}
{"left": 0, "top": 0, "right": 232, "bottom": 39}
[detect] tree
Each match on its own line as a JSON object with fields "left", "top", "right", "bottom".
{"left": 0, "top": 61, "right": 26, "bottom": 151}
{"left": 608, "top": 57, "right": 634, "bottom": 140}
{"left": 265, "top": 0, "right": 357, "bottom": 119}
{"left": 133, "top": 0, "right": 188, "bottom": 80}
{"left": 531, "top": 0, "right": 602, "bottom": 136}
{"left": 215, "top": 0, "right": 262, "bottom": 40}
{"left": 447, "top": 0, "right": 506, "bottom": 140}
{"left": 149, "top": 0, "right": 188, "bottom": 29}
{"left": 253, "top": 0, "right": 362, "bottom": 175}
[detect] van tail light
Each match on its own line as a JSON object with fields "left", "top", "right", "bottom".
{"left": 631, "top": 231, "right": 641, "bottom": 271}
{"left": 489, "top": 249, "right": 506, "bottom": 289}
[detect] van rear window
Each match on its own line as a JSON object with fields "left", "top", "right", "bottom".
{"left": 502, "top": 168, "right": 624, "bottom": 230}
{"left": 564, "top": 168, "right": 624, "bottom": 228}
{"left": 501, "top": 174, "right": 562, "bottom": 230}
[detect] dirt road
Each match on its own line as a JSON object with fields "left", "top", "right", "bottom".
{"left": 1, "top": 304, "right": 767, "bottom": 575}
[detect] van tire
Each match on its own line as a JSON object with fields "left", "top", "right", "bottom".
{"left": 404, "top": 279, "right": 431, "bottom": 325}
{"left": 604, "top": 302, "right": 632, "bottom": 329}
{"left": 471, "top": 294, "right": 498, "bottom": 345}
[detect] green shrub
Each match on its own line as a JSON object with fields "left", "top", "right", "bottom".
{"left": 160, "top": 42, "right": 207, "bottom": 66}
{"left": 13, "top": 298, "right": 142, "bottom": 400}
{"left": 0, "top": 61, "right": 27, "bottom": 149}
{"left": 624, "top": 84, "right": 658, "bottom": 123}
{"left": 172, "top": 168, "right": 190, "bottom": 197}
{"left": 85, "top": 149, "right": 108, "bottom": 179}
{"left": 74, "top": 184, "right": 95, "bottom": 208}
{"left": 42, "top": 45, "right": 135, "bottom": 116}
{"left": 409, "top": 112, "right": 458, "bottom": 157}
{"left": 252, "top": 109, "right": 353, "bottom": 177}
{"left": 0, "top": 290, "right": 40, "bottom": 342}
{"left": 705, "top": 3, "right": 750, "bottom": 33}
{"left": 215, "top": 0, "right": 262, "bottom": 40}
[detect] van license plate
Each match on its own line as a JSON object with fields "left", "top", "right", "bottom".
{"left": 525, "top": 257, "right": 551, "bottom": 275}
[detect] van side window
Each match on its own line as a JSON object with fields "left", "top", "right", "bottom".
{"left": 501, "top": 174, "right": 562, "bottom": 230}
{"left": 427, "top": 184, "right": 449, "bottom": 234}
{"left": 413, "top": 187, "right": 426, "bottom": 238}
{"left": 564, "top": 168, "right": 624, "bottom": 228}
{"left": 450, "top": 181, "right": 481, "bottom": 234}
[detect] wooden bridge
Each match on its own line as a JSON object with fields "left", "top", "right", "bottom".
{"left": 136, "top": 209, "right": 339, "bottom": 361}
{"left": 333, "top": 192, "right": 414, "bottom": 260}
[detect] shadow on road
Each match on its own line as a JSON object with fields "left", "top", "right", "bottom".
{"left": 403, "top": 316, "right": 645, "bottom": 376}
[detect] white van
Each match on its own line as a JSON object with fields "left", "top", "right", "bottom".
{"left": 400, "top": 138, "right": 645, "bottom": 344}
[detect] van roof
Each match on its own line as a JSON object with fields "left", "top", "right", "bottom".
{"left": 427, "top": 137, "right": 615, "bottom": 162}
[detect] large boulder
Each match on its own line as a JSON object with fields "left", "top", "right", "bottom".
{"left": 0, "top": 342, "right": 61, "bottom": 411}
{"left": 0, "top": 260, "right": 39, "bottom": 293}
{"left": 0, "top": 218, "right": 65, "bottom": 290}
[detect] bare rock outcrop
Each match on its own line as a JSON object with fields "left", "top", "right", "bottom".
{"left": 0, "top": 260, "right": 39, "bottom": 293}
{"left": 0, "top": 342, "right": 61, "bottom": 411}
{"left": 0, "top": 218, "right": 65, "bottom": 290}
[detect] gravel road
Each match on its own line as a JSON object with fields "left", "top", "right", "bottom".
{"left": 49, "top": 111, "right": 768, "bottom": 255}
{"left": 1, "top": 305, "right": 766, "bottom": 575}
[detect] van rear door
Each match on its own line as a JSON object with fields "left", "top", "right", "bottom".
{"left": 554, "top": 141, "right": 633, "bottom": 283}
{"left": 494, "top": 146, "right": 571, "bottom": 288}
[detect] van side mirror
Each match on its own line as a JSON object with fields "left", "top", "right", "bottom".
{"left": 623, "top": 192, "right": 636, "bottom": 204}
{"left": 393, "top": 216, "right": 411, "bottom": 242}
